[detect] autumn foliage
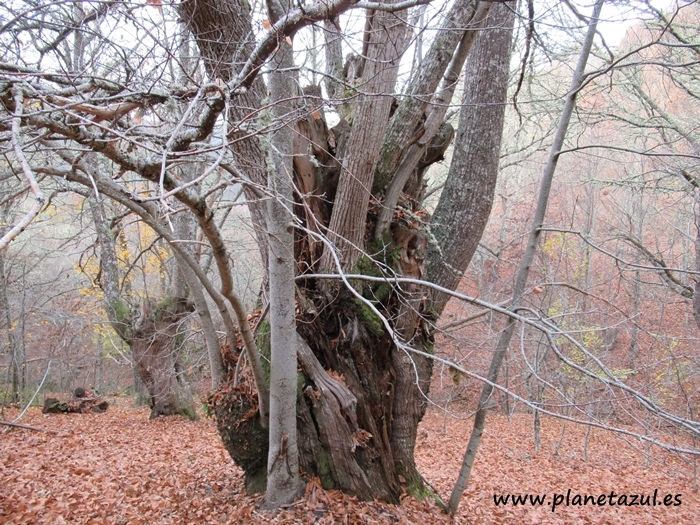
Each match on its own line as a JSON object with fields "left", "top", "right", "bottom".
{"left": 1, "top": 403, "right": 698, "bottom": 524}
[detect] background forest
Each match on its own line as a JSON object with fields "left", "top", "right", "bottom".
{"left": 2, "top": 0, "right": 700, "bottom": 522}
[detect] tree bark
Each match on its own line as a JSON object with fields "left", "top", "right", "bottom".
{"left": 215, "top": 279, "right": 434, "bottom": 503}
{"left": 428, "top": 2, "right": 516, "bottom": 315}
{"left": 321, "top": 3, "right": 409, "bottom": 272}
{"left": 693, "top": 203, "right": 700, "bottom": 333}
{"left": 373, "top": 0, "right": 480, "bottom": 194}
{"left": 375, "top": 2, "right": 492, "bottom": 239}
{"left": 177, "top": 0, "right": 270, "bottom": 273}
{"left": 130, "top": 298, "right": 196, "bottom": 419}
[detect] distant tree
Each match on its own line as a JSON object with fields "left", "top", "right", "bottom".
{"left": 85, "top": 193, "right": 198, "bottom": 419}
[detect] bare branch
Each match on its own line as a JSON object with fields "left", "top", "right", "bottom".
{"left": 355, "top": 0, "right": 432, "bottom": 11}
{"left": 0, "top": 89, "right": 45, "bottom": 250}
{"left": 234, "top": 0, "right": 365, "bottom": 90}
{"left": 37, "top": 1, "right": 118, "bottom": 55}
{"left": 0, "top": 420, "right": 57, "bottom": 434}
{"left": 619, "top": 234, "right": 694, "bottom": 299}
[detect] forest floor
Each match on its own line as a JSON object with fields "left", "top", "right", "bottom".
{"left": 1, "top": 400, "right": 698, "bottom": 524}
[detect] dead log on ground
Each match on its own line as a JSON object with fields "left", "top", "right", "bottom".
{"left": 42, "top": 391, "right": 109, "bottom": 414}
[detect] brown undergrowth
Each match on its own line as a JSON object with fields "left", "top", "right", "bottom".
{"left": 1, "top": 401, "right": 697, "bottom": 524}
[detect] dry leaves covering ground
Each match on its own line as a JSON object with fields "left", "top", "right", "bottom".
{"left": 1, "top": 401, "right": 698, "bottom": 524}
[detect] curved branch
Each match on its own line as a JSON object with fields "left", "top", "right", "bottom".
{"left": 540, "top": 228, "right": 700, "bottom": 276}
{"left": 38, "top": 1, "right": 118, "bottom": 55}
{"left": 53, "top": 165, "right": 271, "bottom": 425}
{"left": 0, "top": 89, "right": 45, "bottom": 250}
{"left": 619, "top": 234, "right": 694, "bottom": 299}
{"left": 355, "top": 0, "right": 432, "bottom": 11}
{"left": 234, "top": 0, "right": 363, "bottom": 89}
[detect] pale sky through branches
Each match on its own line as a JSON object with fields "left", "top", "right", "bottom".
{"left": 599, "top": 0, "right": 674, "bottom": 45}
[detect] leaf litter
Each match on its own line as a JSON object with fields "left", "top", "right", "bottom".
{"left": 1, "top": 402, "right": 697, "bottom": 524}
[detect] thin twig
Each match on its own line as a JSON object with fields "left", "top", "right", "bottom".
{"left": 14, "top": 359, "right": 51, "bottom": 423}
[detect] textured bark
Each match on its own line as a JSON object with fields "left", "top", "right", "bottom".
{"left": 374, "top": 2, "right": 491, "bottom": 239}
{"left": 88, "top": 196, "right": 196, "bottom": 420}
{"left": 42, "top": 395, "right": 109, "bottom": 414}
{"left": 204, "top": 2, "right": 502, "bottom": 504}
{"left": 386, "top": 221, "right": 433, "bottom": 488}
{"left": 321, "top": 4, "right": 409, "bottom": 272}
{"left": 428, "top": 3, "right": 516, "bottom": 315}
{"left": 216, "top": 281, "right": 434, "bottom": 503}
{"left": 292, "top": 87, "right": 341, "bottom": 274}
{"left": 373, "top": 0, "right": 480, "bottom": 194}
{"left": 130, "top": 299, "right": 196, "bottom": 419}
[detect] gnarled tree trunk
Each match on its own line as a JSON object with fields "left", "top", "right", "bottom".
{"left": 130, "top": 298, "right": 196, "bottom": 419}
{"left": 213, "top": 71, "right": 437, "bottom": 503}
{"left": 185, "top": 0, "right": 514, "bottom": 504}
{"left": 215, "top": 284, "right": 434, "bottom": 502}
{"left": 88, "top": 195, "right": 196, "bottom": 420}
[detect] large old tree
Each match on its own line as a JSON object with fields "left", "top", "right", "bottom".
{"left": 0, "top": 0, "right": 515, "bottom": 506}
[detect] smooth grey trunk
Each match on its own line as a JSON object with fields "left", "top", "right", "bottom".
{"left": 410, "top": 6, "right": 427, "bottom": 77}
{"left": 628, "top": 198, "right": 645, "bottom": 369}
{"left": 323, "top": 18, "right": 344, "bottom": 104}
{"left": 264, "top": 2, "right": 301, "bottom": 505}
{"left": 629, "top": 268, "right": 641, "bottom": 368}
{"left": 447, "top": 0, "right": 605, "bottom": 514}
{"left": 530, "top": 329, "right": 551, "bottom": 455}
{"left": 180, "top": 257, "right": 226, "bottom": 389}
{"left": 624, "top": 189, "right": 649, "bottom": 368}
{"left": 693, "top": 201, "right": 700, "bottom": 334}
{"left": 580, "top": 184, "right": 597, "bottom": 314}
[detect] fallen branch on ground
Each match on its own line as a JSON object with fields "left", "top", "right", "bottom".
{"left": 0, "top": 420, "right": 57, "bottom": 433}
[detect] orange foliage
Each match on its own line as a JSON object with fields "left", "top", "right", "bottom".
{"left": 1, "top": 405, "right": 698, "bottom": 524}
